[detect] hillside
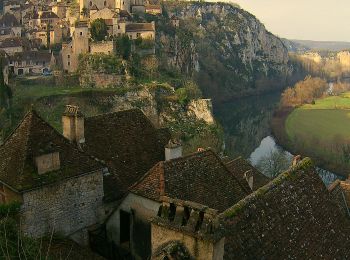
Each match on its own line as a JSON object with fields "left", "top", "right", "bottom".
{"left": 283, "top": 39, "right": 350, "bottom": 52}
{"left": 157, "top": 2, "right": 292, "bottom": 102}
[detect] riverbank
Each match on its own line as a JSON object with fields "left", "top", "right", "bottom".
{"left": 271, "top": 93, "right": 350, "bottom": 177}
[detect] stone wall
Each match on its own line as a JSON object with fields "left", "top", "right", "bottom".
{"left": 106, "top": 193, "right": 160, "bottom": 259}
{"left": 80, "top": 73, "right": 125, "bottom": 88}
{"left": 151, "top": 224, "right": 225, "bottom": 260}
{"left": 21, "top": 170, "right": 104, "bottom": 243}
{"left": 91, "top": 41, "right": 115, "bottom": 55}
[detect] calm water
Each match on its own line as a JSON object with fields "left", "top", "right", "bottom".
{"left": 214, "top": 93, "right": 344, "bottom": 186}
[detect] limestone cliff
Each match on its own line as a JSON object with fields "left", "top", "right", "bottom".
{"left": 34, "top": 85, "right": 222, "bottom": 154}
{"left": 157, "top": 2, "right": 292, "bottom": 102}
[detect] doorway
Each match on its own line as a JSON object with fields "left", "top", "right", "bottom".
{"left": 120, "top": 210, "right": 131, "bottom": 249}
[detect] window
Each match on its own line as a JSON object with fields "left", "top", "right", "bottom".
{"left": 118, "top": 25, "right": 120, "bottom": 29}
{"left": 80, "top": 31, "right": 83, "bottom": 36}
{"left": 68, "top": 61, "right": 70, "bottom": 66}
{"left": 43, "top": 61, "right": 46, "bottom": 66}
{"left": 104, "top": 0, "right": 106, "bottom": 6}
{"left": 136, "top": 33, "right": 141, "bottom": 38}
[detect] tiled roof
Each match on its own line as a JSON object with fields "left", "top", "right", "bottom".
{"left": 10, "top": 51, "right": 52, "bottom": 62}
{"left": 118, "top": 10, "right": 131, "bottom": 19}
{"left": 225, "top": 157, "right": 270, "bottom": 191}
{"left": 126, "top": 23, "right": 154, "bottom": 32}
{"left": 329, "top": 179, "right": 350, "bottom": 217}
{"left": 0, "top": 110, "right": 104, "bottom": 192}
{"left": 145, "top": 4, "right": 161, "bottom": 10}
{"left": 83, "top": 109, "right": 170, "bottom": 201}
{"left": 0, "top": 37, "right": 30, "bottom": 48}
{"left": 40, "top": 11, "right": 59, "bottom": 19}
{"left": 0, "top": 13, "right": 20, "bottom": 27}
{"left": 131, "top": 149, "right": 249, "bottom": 212}
{"left": 219, "top": 159, "right": 350, "bottom": 259}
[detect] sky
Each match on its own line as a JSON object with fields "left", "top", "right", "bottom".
{"left": 231, "top": 0, "right": 350, "bottom": 42}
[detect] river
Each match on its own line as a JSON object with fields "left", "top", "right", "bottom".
{"left": 214, "top": 92, "right": 344, "bottom": 186}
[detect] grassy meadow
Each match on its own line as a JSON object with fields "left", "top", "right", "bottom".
{"left": 286, "top": 92, "right": 350, "bottom": 142}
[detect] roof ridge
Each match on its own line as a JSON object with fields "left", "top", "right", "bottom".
{"left": 129, "top": 161, "right": 163, "bottom": 192}
{"left": 1, "top": 108, "right": 34, "bottom": 147}
{"left": 163, "top": 149, "right": 213, "bottom": 165}
{"left": 219, "top": 158, "right": 314, "bottom": 219}
{"left": 212, "top": 152, "right": 251, "bottom": 195}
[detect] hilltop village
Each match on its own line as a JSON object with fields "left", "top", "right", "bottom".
{"left": 0, "top": 0, "right": 162, "bottom": 77}
{"left": 2, "top": 0, "right": 350, "bottom": 259}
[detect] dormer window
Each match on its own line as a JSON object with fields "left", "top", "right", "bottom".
{"left": 35, "top": 152, "right": 60, "bottom": 175}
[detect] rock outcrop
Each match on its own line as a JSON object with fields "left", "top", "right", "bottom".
{"left": 158, "top": 2, "right": 292, "bottom": 102}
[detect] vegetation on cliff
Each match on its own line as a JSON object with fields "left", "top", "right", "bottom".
{"left": 156, "top": 2, "right": 291, "bottom": 102}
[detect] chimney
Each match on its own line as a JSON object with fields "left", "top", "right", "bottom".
{"left": 165, "top": 140, "right": 182, "bottom": 161}
{"left": 62, "top": 105, "right": 85, "bottom": 143}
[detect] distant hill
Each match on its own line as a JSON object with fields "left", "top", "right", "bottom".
{"left": 282, "top": 39, "right": 350, "bottom": 52}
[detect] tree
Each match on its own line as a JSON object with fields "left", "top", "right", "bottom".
{"left": 115, "top": 35, "right": 132, "bottom": 60}
{"left": 256, "top": 150, "right": 291, "bottom": 178}
{"left": 81, "top": 7, "right": 88, "bottom": 18}
{"left": 90, "top": 18, "right": 108, "bottom": 42}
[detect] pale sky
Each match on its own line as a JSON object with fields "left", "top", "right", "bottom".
{"left": 231, "top": 0, "right": 350, "bottom": 42}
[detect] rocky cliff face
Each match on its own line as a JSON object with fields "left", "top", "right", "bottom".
{"left": 33, "top": 85, "right": 222, "bottom": 154}
{"left": 158, "top": 2, "right": 292, "bottom": 102}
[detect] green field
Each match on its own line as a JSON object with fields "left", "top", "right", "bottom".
{"left": 286, "top": 92, "right": 350, "bottom": 142}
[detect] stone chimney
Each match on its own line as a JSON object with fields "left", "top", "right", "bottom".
{"left": 165, "top": 140, "right": 182, "bottom": 161}
{"left": 62, "top": 105, "right": 85, "bottom": 144}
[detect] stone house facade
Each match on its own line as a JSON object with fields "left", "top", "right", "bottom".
{"left": 8, "top": 50, "right": 55, "bottom": 75}
{"left": 61, "top": 21, "right": 89, "bottom": 73}
{"left": 126, "top": 22, "right": 155, "bottom": 40}
{"left": 0, "top": 109, "right": 106, "bottom": 244}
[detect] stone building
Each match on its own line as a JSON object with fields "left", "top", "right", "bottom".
{"left": 0, "top": 13, "right": 22, "bottom": 40}
{"left": 8, "top": 50, "right": 55, "bottom": 75}
{"left": 80, "top": 0, "right": 145, "bottom": 15}
{"left": 61, "top": 21, "right": 89, "bottom": 73}
{"left": 0, "top": 110, "right": 106, "bottom": 243}
{"left": 0, "top": 37, "right": 31, "bottom": 55}
{"left": 126, "top": 22, "right": 155, "bottom": 40}
{"left": 151, "top": 197, "right": 225, "bottom": 260}
{"left": 106, "top": 148, "right": 251, "bottom": 259}
{"left": 149, "top": 158, "right": 350, "bottom": 259}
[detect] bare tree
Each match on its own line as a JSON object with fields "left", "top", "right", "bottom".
{"left": 256, "top": 150, "right": 291, "bottom": 178}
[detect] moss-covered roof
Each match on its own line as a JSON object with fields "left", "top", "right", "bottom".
{"left": 219, "top": 158, "right": 350, "bottom": 259}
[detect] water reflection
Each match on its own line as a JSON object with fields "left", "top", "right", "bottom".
{"left": 214, "top": 93, "right": 344, "bottom": 186}
{"left": 250, "top": 136, "right": 343, "bottom": 186}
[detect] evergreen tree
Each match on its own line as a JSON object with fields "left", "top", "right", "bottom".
{"left": 90, "top": 19, "right": 108, "bottom": 41}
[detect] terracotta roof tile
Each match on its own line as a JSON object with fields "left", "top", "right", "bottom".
{"left": 131, "top": 149, "right": 249, "bottom": 212}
